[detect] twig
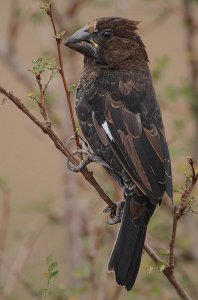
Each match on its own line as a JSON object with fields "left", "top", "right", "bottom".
{"left": 36, "top": 73, "right": 51, "bottom": 126}
{"left": 167, "top": 158, "right": 198, "bottom": 275}
{"left": 47, "top": 4, "right": 81, "bottom": 149}
{"left": 168, "top": 205, "right": 177, "bottom": 274}
{"left": 0, "top": 86, "right": 116, "bottom": 213}
{"left": 0, "top": 188, "right": 10, "bottom": 271}
{"left": 144, "top": 158, "right": 197, "bottom": 299}
{"left": 144, "top": 243, "right": 192, "bottom": 300}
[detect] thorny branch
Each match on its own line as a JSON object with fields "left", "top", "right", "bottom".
{"left": 144, "top": 158, "right": 198, "bottom": 300}
{"left": 167, "top": 158, "right": 198, "bottom": 276}
{"left": 36, "top": 73, "right": 51, "bottom": 126}
{"left": 144, "top": 243, "right": 192, "bottom": 300}
{"left": 46, "top": 4, "right": 81, "bottom": 149}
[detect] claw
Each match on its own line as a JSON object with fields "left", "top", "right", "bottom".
{"left": 66, "top": 134, "right": 88, "bottom": 150}
{"left": 103, "top": 206, "right": 112, "bottom": 213}
{"left": 107, "top": 215, "right": 122, "bottom": 225}
{"left": 67, "top": 151, "right": 113, "bottom": 173}
{"left": 106, "top": 200, "right": 125, "bottom": 225}
{"left": 67, "top": 156, "right": 90, "bottom": 172}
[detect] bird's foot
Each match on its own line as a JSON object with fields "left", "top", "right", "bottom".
{"left": 104, "top": 200, "right": 125, "bottom": 225}
{"left": 66, "top": 134, "right": 89, "bottom": 152}
{"left": 66, "top": 134, "right": 113, "bottom": 172}
{"left": 67, "top": 150, "right": 112, "bottom": 173}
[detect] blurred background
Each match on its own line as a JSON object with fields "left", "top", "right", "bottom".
{"left": 0, "top": 0, "right": 198, "bottom": 299}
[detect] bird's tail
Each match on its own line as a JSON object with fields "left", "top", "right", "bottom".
{"left": 108, "top": 192, "right": 155, "bottom": 290}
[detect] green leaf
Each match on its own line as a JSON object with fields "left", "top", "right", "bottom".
{"left": 28, "top": 92, "right": 40, "bottom": 102}
{"left": 160, "top": 265, "right": 166, "bottom": 272}
{"left": 159, "top": 248, "right": 169, "bottom": 256}
{"left": 49, "top": 262, "right": 58, "bottom": 273}
{"left": 68, "top": 83, "right": 76, "bottom": 92}
{"left": 40, "top": 1, "right": 53, "bottom": 13}
{"left": 49, "top": 270, "right": 59, "bottom": 282}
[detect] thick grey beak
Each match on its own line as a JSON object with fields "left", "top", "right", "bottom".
{"left": 64, "top": 26, "right": 91, "bottom": 47}
{"left": 64, "top": 26, "right": 98, "bottom": 58}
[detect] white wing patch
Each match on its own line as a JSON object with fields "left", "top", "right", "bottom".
{"left": 102, "top": 121, "right": 114, "bottom": 141}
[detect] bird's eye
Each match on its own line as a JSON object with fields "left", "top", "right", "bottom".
{"left": 102, "top": 30, "right": 113, "bottom": 39}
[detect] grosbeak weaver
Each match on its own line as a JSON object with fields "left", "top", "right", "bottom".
{"left": 65, "top": 17, "right": 172, "bottom": 290}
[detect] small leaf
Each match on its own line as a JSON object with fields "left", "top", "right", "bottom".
{"left": 159, "top": 248, "right": 169, "bottom": 256}
{"left": 68, "top": 83, "right": 76, "bottom": 92}
{"left": 160, "top": 265, "right": 166, "bottom": 272}
{"left": 49, "top": 270, "right": 59, "bottom": 282}
{"left": 49, "top": 262, "right": 58, "bottom": 273}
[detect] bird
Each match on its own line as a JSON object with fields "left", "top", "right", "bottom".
{"left": 64, "top": 17, "right": 172, "bottom": 291}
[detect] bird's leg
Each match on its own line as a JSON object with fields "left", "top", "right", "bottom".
{"left": 67, "top": 151, "right": 113, "bottom": 172}
{"left": 105, "top": 200, "right": 126, "bottom": 225}
{"left": 66, "top": 135, "right": 113, "bottom": 172}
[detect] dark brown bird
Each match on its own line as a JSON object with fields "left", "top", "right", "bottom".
{"left": 65, "top": 17, "right": 172, "bottom": 290}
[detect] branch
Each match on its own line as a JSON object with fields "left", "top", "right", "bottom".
{"left": 167, "top": 158, "right": 198, "bottom": 275}
{"left": 144, "top": 158, "right": 198, "bottom": 300}
{"left": 0, "top": 86, "right": 116, "bottom": 213}
{"left": 46, "top": 4, "right": 81, "bottom": 149}
{"left": 144, "top": 243, "right": 192, "bottom": 300}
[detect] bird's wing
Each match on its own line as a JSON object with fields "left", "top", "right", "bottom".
{"left": 92, "top": 75, "right": 172, "bottom": 204}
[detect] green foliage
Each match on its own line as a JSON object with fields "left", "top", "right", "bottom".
{"left": 40, "top": 1, "right": 53, "bottom": 14}
{"left": 54, "top": 31, "right": 66, "bottom": 40}
{"left": 28, "top": 92, "right": 40, "bottom": 102}
{"left": 159, "top": 248, "right": 169, "bottom": 257}
{"left": 159, "top": 264, "right": 166, "bottom": 272}
{"left": 28, "top": 57, "right": 58, "bottom": 105}
{"left": 68, "top": 83, "right": 76, "bottom": 93}
{"left": 43, "top": 255, "right": 59, "bottom": 300}
{"left": 29, "top": 57, "right": 57, "bottom": 77}
{"left": 147, "top": 264, "right": 166, "bottom": 275}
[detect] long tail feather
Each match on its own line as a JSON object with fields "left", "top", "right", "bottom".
{"left": 108, "top": 193, "right": 155, "bottom": 290}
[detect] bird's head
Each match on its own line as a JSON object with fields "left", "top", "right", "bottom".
{"left": 64, "top": 17, "right": 148, "bottom": 67}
